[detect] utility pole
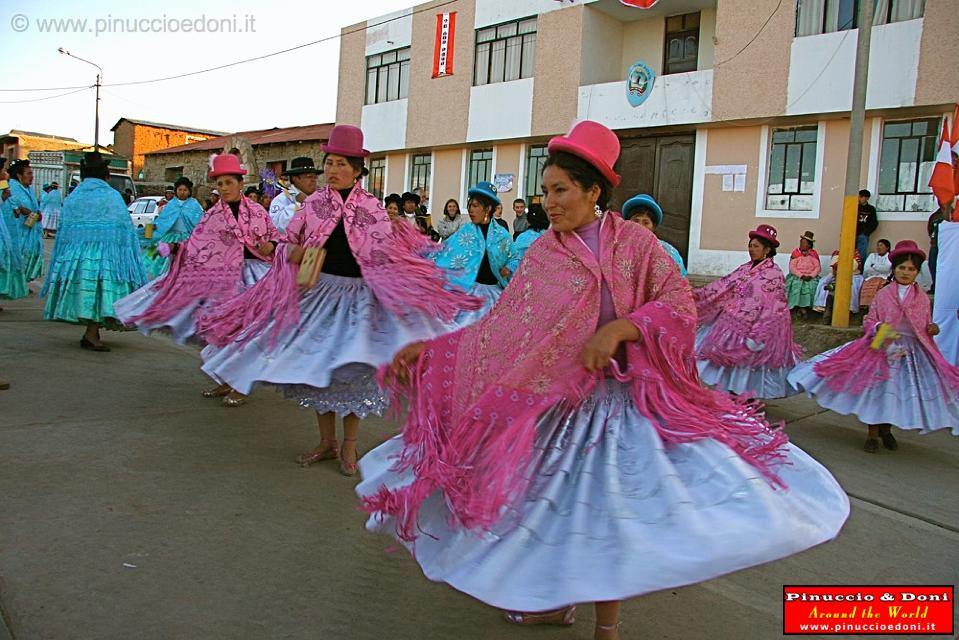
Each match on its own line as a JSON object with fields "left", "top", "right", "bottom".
{"left": 58, "top": 48, "right": 102, "bottom": 151}
{"left": 832, "top": 0, "right": 873, "bottom": 327}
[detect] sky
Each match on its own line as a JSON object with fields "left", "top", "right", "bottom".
{"left": 0, "top": 0, "right": 414, "bottom": 145}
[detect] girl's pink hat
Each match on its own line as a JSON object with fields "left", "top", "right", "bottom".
{"left": 748, "top": 223, "right": 780, "bottom": 247}
{"left": 547, "top": 120, "right": 622, "bottom": 187}
{"left": 322, "top": 125, "right": 370, "bottom": 158}
{"left": 208, "top": 154, "right": 247, "bottom": 179}
{"left": 888, "top": 239, "right": 926, "bottom": 262}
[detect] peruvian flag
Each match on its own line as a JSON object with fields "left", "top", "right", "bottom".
{"left": 432, "top": 12, "right": 457, "bottom": 78}
{"left": 929, "top": 114, "right": 955, "bottom": 208}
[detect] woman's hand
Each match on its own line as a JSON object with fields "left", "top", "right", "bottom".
{"left": 288, "top": 244, "right": 305, "bottom": 264}
{"left": 927, "top": 322, "right": 940, "bottom": 337}
{"left": 499, "top": 266, "right": 511, "bottom": 279}
{"left": 257, "top": 241, "right": 275, "bottom": 256}
{"left": 579, "top": 319, "right": 639, "bottom": 373}
{"left": 388, "top": 341, "right": 427, "bottom": 385}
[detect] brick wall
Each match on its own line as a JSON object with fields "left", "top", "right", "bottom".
{"left": 113, "top": 121, "right": 218, "bottom": 179}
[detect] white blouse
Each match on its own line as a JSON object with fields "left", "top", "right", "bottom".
{"left": 863, "top": 252, "right": 892, "bottom": 278}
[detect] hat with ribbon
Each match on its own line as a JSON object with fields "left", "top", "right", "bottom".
{"left": 321, "top": 125, "right": 369, "bottom": 158}
{"left": 467, "top": 181, "right": 501, "bottom": 207}
{"left": 888, "top": 239, "right": 926, "bottom": 262}
{"left": 547, "top": 120, "right": 622, "bottom": 188}
{"left": 208, "top": 154, "right": 247, "bottom": 179}
{"left": 283, "top": 156, "right": 320, "bottom": 176}
{"left": 748, "top": 223, "right": 780, "bottom": 248}
{"left": 800, "top": 230, "right": 816, "bottom": 244}
{"left": 621, "top": 194, "right": 663, "bottom": 226}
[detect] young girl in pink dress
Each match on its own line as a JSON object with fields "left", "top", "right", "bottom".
{"left": 789, "top": 240, "right": 959, "bottom": 452}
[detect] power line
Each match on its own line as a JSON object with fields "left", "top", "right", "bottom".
{"left": 714, "top": 0, "right": 785, "bottom": 68}
{"left": 0, "top": 1, "right": 455, "bottom": 93}
{"left": 0, "top": 86, "right": 91, "bottom": 104}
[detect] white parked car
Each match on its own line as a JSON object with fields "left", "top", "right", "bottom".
{"left": 128, "top": 196, "right": 165, "bottom": 229}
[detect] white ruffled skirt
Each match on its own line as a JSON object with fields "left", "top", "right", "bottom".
{"left": 695, "top": 326, "right": 797, "bottom": 399}
{"left": 448, "top": 282, "right": 501, "bottom": 329}
{"left": 357, "top": 380, "right": 850, "bottom": 611}
{"left": 201, "top": 273, "right": 449, "bottom": 418}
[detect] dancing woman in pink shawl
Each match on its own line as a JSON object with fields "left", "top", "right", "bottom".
{"left": 114, "top": 155, "right": 280, "bottom": 404}
{"left": 356, "top": 121, "right": 848, "bottom": 640}
{"left": 693, "top": 224, "right": 801, "bottom": 399}
{"left": 197, "top": 125, "right": 478, "bottom": 477}
{"left": 789, "top": 240, "right": 959, "bottom": 452}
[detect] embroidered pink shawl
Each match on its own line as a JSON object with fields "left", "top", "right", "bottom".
{"left": 197, "top": 184, "right": 481, "bottom": 346}
{"left": 694, "top": 259, "right": 802, "bottom": 368}
{"left": 814, "top": 283, "right": 959, "bottom": 393}
{"left": 364, "top": 213, "right": 790, "bottom": 542}
{"left": 131, "top": 197, "right": 279, "bottom": 325}
{"left": 789, "top": 249, "right": 821, "bottom": 277}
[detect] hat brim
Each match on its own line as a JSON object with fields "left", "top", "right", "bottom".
{"left": 321, "top": 144, "right": 370, "bottom": 158}
{"left": 800, "top": 235, "right": 815, "bottom": 244}
{"left": 209, "top": 168, "right": 248, "bottom": 178}
{"left": 467, "top": 188, "right": 501, "bottom": 207}
{"left": 622, "top": 196, "right": 663, "bottom": 226}
{"left": 889, "top": 247, "right": 926, "bottom": 262}
{"left": 283, "top": 168, "right": 320, "bottom": 176}
{"left": 547, "top": 138, "right": 621, "bottom": 188}
{"left": 749, "top": 231, "right": 780, "bottom": 248}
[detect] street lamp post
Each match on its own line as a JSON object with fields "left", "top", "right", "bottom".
{"left": 58, "top": 48, "right": 102, "bottom": 151}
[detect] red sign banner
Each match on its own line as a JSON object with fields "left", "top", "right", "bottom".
{"left": 783, "top": 585, "right": 954, "bottom": 635}
{"left": 432, "top": 12, "right": 456, "bottom": 78}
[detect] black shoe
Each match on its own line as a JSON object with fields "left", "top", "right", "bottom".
{"left": 863, "top": 438, "right": 879, "bottom": 453}
{"left": 80, "top": 337, "right": 111, "bottom": 352}
{"left": 880, "top": 431, "right": 898, "bottom": 450}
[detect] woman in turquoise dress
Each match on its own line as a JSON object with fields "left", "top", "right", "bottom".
{"left": 41, "top": 152, "right": 148, "bottom": 351}
{"left": 143, "top": 176, "right": 204, "bottom": 279}
{"left": 622, "top": 193, "right": 687, "bottom": 277}
{"left": 512, "top": 205, "right": 548, "bottom": 264}
{"left": 0, "top": 159, "right": 28, "bottom": 305}
{"left": 5, "top": 160, "right": 44, "bottom": 283}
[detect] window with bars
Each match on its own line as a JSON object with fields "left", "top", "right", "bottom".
{"left": 409, "top": 154, "right": 432, "bottom": 207}
{"left": 664, "top": 13, "right": 699, "bottom": 75}
{"left": 467, "top": 149, "right": 493, "bottom": 191}
{"left": 474, "top": 17, "right": 537, "bottom": 86}
{"left": 525, "top": 145, "right": 548, "bottom": 202}
{"left": 765, "top": 126, "right": 818, "bottom": 211}
{"left": 367, "top": 157, "right": 386, "bottom": 201}
{"left": 795, "top": 0, "right": 925, "bottom": 37}
{"left": 365, "top": 47, "right": 411, "bottom": 105}
{"left": 876, "top": 117, "right": 940, "bottom": 213}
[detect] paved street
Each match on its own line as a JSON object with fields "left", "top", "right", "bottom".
{"left": 1, "top": 251, "right": 957, "bottom": 639}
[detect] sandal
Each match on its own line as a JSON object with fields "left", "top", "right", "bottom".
{"left": 596, "top": 620, "right": 622, "bottom": 639}
{"left": 202, "top": 384, "right": 232, "bottom": 398}
{"left": 296, "top": 439, "right": 339, "bottom": 467}
{"left": 863, "top": 438, "right": 879, "bottom": 453}
{"left": 339, "top": 437, "right": 359, "bottom": 477}
{"left": 879, "top": 427, "right": 898, "bottom": 451}
{"left": 504, "top": 605, "right": 576, "bottom": 626}
{"left": 222, "top": 392, "right": 247, "bottom": 407}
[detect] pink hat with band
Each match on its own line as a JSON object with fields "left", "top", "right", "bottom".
{"left": 748, "top": 223, "right": 780, "bottom": 248}
{"left": 888, "top": 239, "right": 926, "bottom": 262}
{"left": 208, "top": 154, "right": 247, "bottom": 179}
{"left": 547, "top": 120, "right": 621, "bottom": 188}
{"left": 322, "top": 125, "right": 369, "bottom": 158}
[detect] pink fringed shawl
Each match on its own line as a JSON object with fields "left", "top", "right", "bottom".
{"left": 197, "top": 184, "right": 481, "bottom": 346}
{"left": 789, "top": 249, "right": 821, "bottom": 277}
{"left": 365, "top": 213, "right": 790, "bottom": 542}
{"left": 130, "top": 197, "right": 279, "bottom": 325}
{"left": 814, "top": 283, "right": 959, "bottom": 393}
{"left": 694, "top": 259, "right": 802, "bottom": 368}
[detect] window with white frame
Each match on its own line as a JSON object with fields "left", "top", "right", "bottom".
{"left": 474, "top": 17, "right": 537, "bottom": 86}
{"left": 525, "top": 145, "right": 548, "bottom": 201}
{"left": 765, "top": 126, "right": 818, "bottom": 211}
{"left": 409, "top": 153, "right": 431, "bottom": 201}
{"left": 467, "top": 149, "right": 493, "bottom": 189}
{"left": 876, "top": 117, "right": 940, "bottom": 213}
{"left": 795, "top": 0, "right": 925, "bottom": 37}
{"left": 367, "top": 157, "right": 386, "bottom": 200}
{"left": 365, "top": 47, "right": 411, "bottom": 105}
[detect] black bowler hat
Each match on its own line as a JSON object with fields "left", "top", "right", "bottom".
{"left": 384, "top": 193, "right": 403, "bottom": 208}
{"left": 401, "top": 191, "right": 421, "bottom": 206}
{"left": 283, "top": 157, "right": 319, "bottom": 176}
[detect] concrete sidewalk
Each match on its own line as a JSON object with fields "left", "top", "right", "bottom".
{"left": 1, "top": 284, "right": 957, "bottom": 639}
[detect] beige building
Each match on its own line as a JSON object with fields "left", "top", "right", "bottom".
{"left": 110, "top": 118, "right": 228, "bottom": 180}
{"left": 337, "top": 0, "right": 956, "bottom": 274}
{"left": 0, "top": 130, "right": 91, "bottom": 162}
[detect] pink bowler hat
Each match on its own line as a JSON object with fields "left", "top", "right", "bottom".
{"left": 322, "top": 125, "right": 369, "bottom": 158}
{"left": 547, "top": 120, "right": 622, "bottom": 188}
{"left": 748, "top": 223, "right": 780, "bottom": 247}
{"left": 208, "top": 154, "right": 247, "bottom": 179}
{"left": 888, "top": 239, "right": 926, "bottom": 262}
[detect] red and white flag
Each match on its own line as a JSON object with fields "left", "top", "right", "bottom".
{"left": 950, "top": 104, "right": 959, "bottom": 198}
{"left": 432, "top": 12, "right": 457, "bottom": 78}
{"left": 929, "top": 114, "right": 955, "bottom": 208}
{"left": 620, "top": 0, "right": 661, "bottom": 7}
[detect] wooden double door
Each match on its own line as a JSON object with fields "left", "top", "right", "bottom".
{"left": 611, "top": 134, "right": 695, "bottom": 262}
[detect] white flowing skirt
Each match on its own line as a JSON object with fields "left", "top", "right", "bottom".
{"left": 695, "top": 326, "right": 797, "bottom": 399}
{"left": 357, "top": 381, "right": 850, "bottom": 612}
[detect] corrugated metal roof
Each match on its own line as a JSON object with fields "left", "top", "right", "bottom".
{"left": 147, "top": 123, "right": 335, "bottom": 155}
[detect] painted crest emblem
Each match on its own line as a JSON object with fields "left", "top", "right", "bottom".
{"left": 626, "top": 61, "right": 655, "bottom": 107}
